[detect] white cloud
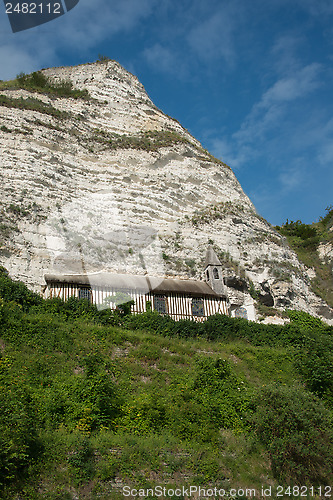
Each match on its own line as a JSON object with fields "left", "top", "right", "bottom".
{"left": 0, "top": 29, "right": 62, "bottom": 80}
{"left": 270, "top": 34, "right": 305, "bottom": 75}
{"left": 143, "top": 44, "right": 178, "bottom": 75}
{"left": 206, "top": 62, "right": 327, "bottom": 212}
{"left": 0, "top": 46, "right": 38, "bottom": 80}
{"left": 209, "top": 137, "right": 250, "bottom": 170}
{"left": 318, "top": 143, "right": 333, "bottom": 165}
{"left": 228, "top": 63, "right": 323, "bottom": 154}
{"left": 278, "top": 165, "right": 304, "bottom": 193}
{"left": 316, "top": 118, "right": 333, "bottom": 165}
{"left": 0, "top": 0, "right": 157, "bottom": 80}
{"left": 186, "top": 8, "right": 236, "bottom": 65}
{"left": 142, "top": 1, "right": 243, "bottom": 77}
{"left": 260, "top": 63, "right": 322, "bottom": 106}
{"left": 57, "top": 0, "right": 157, "bottom": 48}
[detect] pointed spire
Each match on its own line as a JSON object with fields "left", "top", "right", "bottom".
{"left": 204, "top": 245, "right": 222, "bottom": 269}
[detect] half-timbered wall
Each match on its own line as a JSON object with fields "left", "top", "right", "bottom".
{"left": 44, "top": 283, "right": 229, "bottom": 321}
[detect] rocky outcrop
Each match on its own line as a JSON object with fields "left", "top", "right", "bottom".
{"left": 318, "top": 242, "right": 333, "bottom": 264}
{"left": 0, "top": 60, "right": 332, "bottom": 323}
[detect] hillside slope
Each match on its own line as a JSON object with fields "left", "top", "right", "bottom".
{"left": 0, "top": 269, "right": 332, "bottom": 498}
{"left": 0, "top": 60, "right": 332, "bottom": 322}
{"left": 275, "top": 206, "right": 333, "bottom": 310}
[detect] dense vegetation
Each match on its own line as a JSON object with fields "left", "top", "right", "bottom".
{"left": 0, "top": 94, "right": 68, "bottom": 120}
{"left": 0, "top": 71, "right": 90, "bottom": 100}
{"left": 0, "top": 70, "right": 90, "bottom": 121}
{"left": 0, "top": 267, "right": 333, "bottom": 498}
{"left": 275, "top": 206, "right": 333, "bottom": 307}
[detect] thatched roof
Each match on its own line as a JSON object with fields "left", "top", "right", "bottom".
{"left": 44, "top": 272, "right": 227, "bottom": 298}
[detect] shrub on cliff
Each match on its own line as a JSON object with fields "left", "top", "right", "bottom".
{"left": 252, "top": 384, "right": 333, "bottom": 484}
{"left": 0, "top": 267, "right": 42, "bottom": 311}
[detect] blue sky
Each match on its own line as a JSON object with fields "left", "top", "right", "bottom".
{"left": 1, "top": 0, "right": 333, "bottom": 225}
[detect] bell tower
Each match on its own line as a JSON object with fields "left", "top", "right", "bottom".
{"left": 204, "top": 245, "right": 226, "bottom": 295}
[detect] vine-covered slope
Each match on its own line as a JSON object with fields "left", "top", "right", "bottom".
{"left": 0, "top": 268, "right": 333, "bottom": 498}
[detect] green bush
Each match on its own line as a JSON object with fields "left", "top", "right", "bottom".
{"left": 32, "top": 296, "right": 119, "bottom": 326}
{"left": 276, "top": 220, "right": 319, "bottom": 248}
{"left": 0, "top": 269, "right": 42, "bottom": 312}
{"left": 319, "top": 205, "right": 333, "bottom": 229}
{"left": 275, "top": 208, "right": 333, "bottom": 308}
{"left": 16, "top": 71, "right": 89, "bottom": 99}
{"left": 252, "top": 384, "right": 333, "bottom": 484}
{"left": 0, "top": 356, "right": 41, "bottom": 486}
{"left": 123, "top": 309, "right": 174, "bottom": 334}
{"left": 0, "top": 94, "right": 68, "bottom": 119}
{"left": 191, "top": 357, "right": 251, "bottom": 432}
{"left": 67, "top": 435, "right": 94, "bottom": 484}
{"left": 287, "top": 310, "right": 326, "bottom": 331}
{"left": 295, "top": 339, "right": 333, "bottom": 396}
{"left": 116, "top": 395, "right": 167, "bottom": 436}
{"left": 124, "top": 309, "right": 333, "bottom": 352}
{"left": 25, "top": 355, "right": 122, "bottom": 433}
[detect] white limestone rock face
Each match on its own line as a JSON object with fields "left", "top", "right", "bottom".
{"left": 0, "top": 60, "right": 332, "bottom": 323}
{"left": 318, "top": 242, "right": 333, "bottom": 263}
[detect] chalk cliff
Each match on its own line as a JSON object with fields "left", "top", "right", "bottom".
{"left": 0, "top": 60, "right": 332, "bottom": 323}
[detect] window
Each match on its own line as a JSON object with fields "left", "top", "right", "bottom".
{"left": 235, "top": 307, "right": 247, "bottom": 319}
{"left": 78, "top": 287, "right": 92, "bottom": 302}
{"left": 192, "top": 297, "right": 204, "bottom": 317}
{"left": 213, "top": 267, "right": 219, "bottom": 279}
{"left": 153, "top": 294, "right": 167, "bottom": 314}
{"left": 206, "top": 270, "right": 210, "bottom": 280}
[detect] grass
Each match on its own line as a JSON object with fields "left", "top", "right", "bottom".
{"left": 0, "top": 94, "right": 68, "bottom": 119}
{"left": 90, "top": 128, "right": 190, "bottom": 152}
{"left": 0, "top": 321, "right": 277, "bottom": 498}
{"left": 0, "top": 70, "right": 90, "bottom": 100}
{"left": 190, "top": 201, "right": 247, "bottom": 227}
{"left": 196, "top": 147, "right": 231, "bottom": 169}
{"left": 0, "top": 69, "right": 91, "bottom": 122}
{"left": 0, "top": 202, "right": 47, "bottom": 242}
{"left": 1, "top": 313, "right": 332, "bottom": 498}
